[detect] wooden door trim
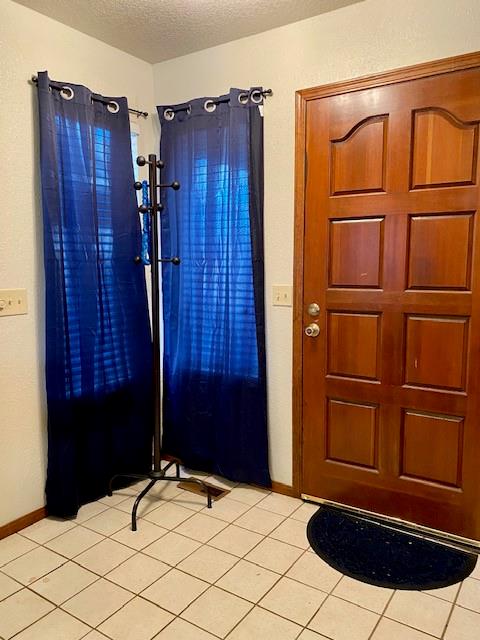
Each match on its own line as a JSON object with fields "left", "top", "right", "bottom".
{"left": 292, "top": 50, "right": 480, "bottom": 497}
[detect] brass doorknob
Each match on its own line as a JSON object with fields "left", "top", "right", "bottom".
{"left": 305, "top": 323, "right": 320, "bottom": 338}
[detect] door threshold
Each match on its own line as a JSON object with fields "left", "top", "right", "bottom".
{"left": 302, "top": 494, "right": 480, "bottom": 555}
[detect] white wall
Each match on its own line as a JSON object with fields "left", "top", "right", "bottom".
{"left": 2, "top": 0, "right": 480, "bottom": 527}
{"left": 152, "top": 0, "right": 480, "bottom": 486}
{"left": 0, "top": 0, "right": 155, "bottom": 526}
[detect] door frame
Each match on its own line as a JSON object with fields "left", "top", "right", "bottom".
{"left": 292, "top": 50, "right": 480, "bottom": 497}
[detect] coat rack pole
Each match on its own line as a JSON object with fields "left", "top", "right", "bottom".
{"left": 149, "top": 154, "right": 162, "bottom": 473}
{"left": 108, "top": 153, "right": 212, "bottom": 531}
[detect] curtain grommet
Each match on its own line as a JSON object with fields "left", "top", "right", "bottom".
{"left": 204, "top": 99, "right": 217, "bottom": 113}
{"left": 238, "top": 92, "right": 249, "bottom": 105}
{"left": 60, "top": 86, "right": 74, "bottom": 100}
{"left": 250, "top": 90, "right": 263, "bottom": 104}
{"left": 107, "top": 101, "right": 120, "bottom": 114}
{"left": 164, "top": 108, "right": 175, "bottom": 121}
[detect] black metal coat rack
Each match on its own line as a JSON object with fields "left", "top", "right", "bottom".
{"left": 108, "top": 154, "right": 212, "bottom": 531}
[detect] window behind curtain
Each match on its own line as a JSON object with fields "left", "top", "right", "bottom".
{"left": 53, "top": 115, "right": 134, "bottom": 397}
{"left": 168, "top": 133, "right": 259, "bottom": 380}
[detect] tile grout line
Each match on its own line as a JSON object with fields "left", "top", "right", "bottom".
{"left": 13, "top": 482, "right": 284, "bottom": 639}
{"left": 6, "top": 485, "right": 468, "bottom": 639}
{"left": 365, "top": 589, "right": 397, "bottom": 640}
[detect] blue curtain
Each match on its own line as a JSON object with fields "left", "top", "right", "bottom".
{"left": 157, "top": 89, "right": 270, "bottom": 487}
{"left": 37, "top": 72, "right": 153, "bottom": 517}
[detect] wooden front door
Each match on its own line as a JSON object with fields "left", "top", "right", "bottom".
{"left": 296, "top": 53, "right": 480, "bottom": 540}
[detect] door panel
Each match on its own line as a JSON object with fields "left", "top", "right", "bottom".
{"left": 300, "top": 59, "right": 480, "bottom": 539}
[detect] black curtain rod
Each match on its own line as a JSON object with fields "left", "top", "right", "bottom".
{"left": 166, "top": 88, "right": 273, "bottom": 115}
{"left": 30, "top": 75, "right": 149, "bottom": 118}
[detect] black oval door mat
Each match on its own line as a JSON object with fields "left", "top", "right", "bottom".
{"left": 307, "top": 505, "right": 478, "bottom": 590}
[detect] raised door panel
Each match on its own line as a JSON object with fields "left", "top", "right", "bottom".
{"left": 326, "top": 399, "right": 378, "bottom": 469}
{"left": 407, "top": 213, "right": 473, "bottom": 290}
{"left": 329, "top": 218, "right": 384, "bottom": 288}
{"left": 401, "top": 410, "right": 464, "bottom": 488}
{"left": 331, "top": 116, "right": 388, "bottom": 195}
{"left": 411, "top": 108, "right": 478, "bottom": 189}
{"left": 327, "top": 312, "right": 381, "bottom": 380}
{"left": 404, "top": 316, "right": 469, "bottom": 391}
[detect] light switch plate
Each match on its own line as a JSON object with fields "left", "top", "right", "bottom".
{"left": 272, "top": 285, "right": 292, "bottom": 307}
{"left": 0, "top": 289, "right": 28, "bottom": 316}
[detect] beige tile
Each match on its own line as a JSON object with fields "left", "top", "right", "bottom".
{"left": 30, "top": 561, "right": 98, "bottom": 604}
{"left": 246, "top": 537, "right": 303, "bottom": 574}
{"left": 171, "top": 490, "right": 210, "bottom": 512}
{"left": 457, "top": 578, "right": 480, "bottom": 613}
{"left": 0, "top": 588, "right": 54, "bottom": 639}
{"left": 257, "top": 493, "right": 302, "bottom": 516}
{"left": 385, "top": 590, "right": 452, "bottom": 637}
{"left": 269, "top": 517, "right": 309, "bottom": 549}
{"left": 308, "top": 594, "right": 379, "bottom": 640}
{"left": 98, "top": 490, "right": 134, "bottom": 506}
{"left": 444, "top": 605, "right": 480, "bottom": 639}
{"left": 290, "top": 502, "right": 319, "bottom": 523}
{"left": 260, "top": 576, "right": 327, "bottom": 625}
{"left": 182, "top": 585, "right": 252, "bottom": 637}
{"left": 112, "top": 521, "right": 168, "bottom": 550}
{"left": 229, "top": 485, "right": 270, "bottom": 506}
{"left": 81, "top": 632, "right": 110, "bottom": 640}
{"left": 2, "top": 546, "right": 66, "bottom": 585}
{"left": 45, "top": 525, "right": 103, "bottom": 558}
{"left": 298, "top": 631, "right": 332, "bottom": 640}
{"left": 287, "top": 552, "right": 343, "bottom": 592}
{"left": 114, "top": 494, "right": 166, "bottom": 517}
{"left": 62, "top": 578, "right": 132, "bottom": 627}
{"left": 0, "top": 534, "right": 37, "bottom": 567}
{"left": 372, "top": 617, "right": 437, "bottom": 639}
{"left": 200, "top": 497, "right": 251, "bottom": 523}
{"left": 0, "top": 571, "right": 21, "bottom": 600}
{"left": 234, "top": 507, "right": 285, "bottom": 535}
{"left": 174, "top": 512, "right": 228, "bottom": 543}
{"left": 217, "top": 559, "right": 279, "bottom": 602}
{"left": 148, "top": 479, "right": 184, "bottom": 501}
{"left": 98, "top": 596, "right": 174, "bottom": 640}
{"left": 153, "top": 617, "right": 218, "bottom": 639}
{"left": 82, "top": 507, "right": 131, "bottom": 536}
{"left": 470, "top": 561, "right": 480, "bottom": 580}
{"left": 144, "top": 502, "right": 195, "bottom": 529}
{"left": 106, "top": 552, "right": 170, "bottom": 593}
{"left": 12, "top": 608, "right": 89, "bottom": 640}
{"left": 143, "top": 531, "right": 201, "bottom": 566}
{"left": 205, "top": 475, "right": 239, "bottom": 491}
{"left": 177, "top": 544, "right": 238, "bottom": 583}
{"left": 143, "top": 568, "right": 209, "bottom": 614}
{"left": 333, "top": 575, "right": 393, "bottom": 613}
{"left": 75, "top": 538, "right": 135, "bottom": 575}
{"left": 20, "top": 517, "right": 76, "bottom": 544}
{"left": 74, "top": 501, "right": 109, "bottom": 523}
{"left": 424, "top": 582, "right": 461, "bottom": 602}
{"left": 228, "top": 606, "right": 301, "bottom": 639}
{"left": 208, "top": 524, "right": 263, "bottom": 557}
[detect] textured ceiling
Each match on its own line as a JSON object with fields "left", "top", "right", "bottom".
{"left": 13, "top": 0, "right": 362, "bottom": 63}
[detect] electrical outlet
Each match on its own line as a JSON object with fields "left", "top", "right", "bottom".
{"left": 0, "top": 289, "right": 28, "bottom": 317}
{"left": 272, "top": 285, "right": 292, "bottom": 307}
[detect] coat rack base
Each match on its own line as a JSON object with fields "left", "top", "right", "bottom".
{"left": 108, "top": 459, "right": 212, "bottom": 531}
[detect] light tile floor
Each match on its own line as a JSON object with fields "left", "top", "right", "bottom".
{"left": 1, "top": 476, "right": 480, "bottom": 639}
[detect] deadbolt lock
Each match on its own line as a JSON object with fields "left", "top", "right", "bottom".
{"left": 307, "top": 302, "right": 320, "bottom": 317}
{"left": 305, "top": 323, "right": 320, "bottom": 338}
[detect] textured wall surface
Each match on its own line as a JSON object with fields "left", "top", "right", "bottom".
{"left": 0, "top": 0, "right": 156, "bottom": 526}
{"left": 152, "top": 0, "right": 480, "bottom": 487}
{"left": 2, "top": 0, "right": 480, "bottom": 526}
